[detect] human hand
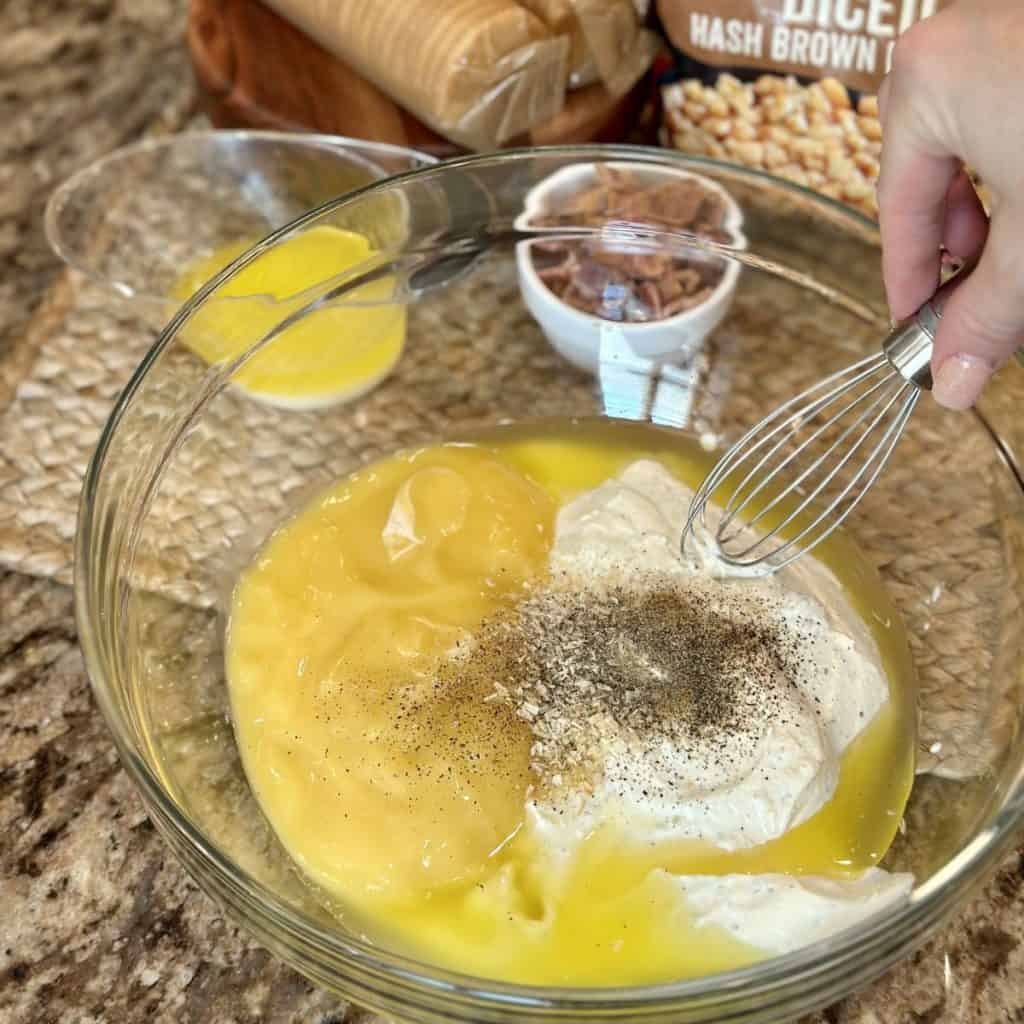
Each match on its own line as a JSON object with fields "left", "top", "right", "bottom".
{"left": 877, "top": 0, "right": 1024, "bottom": 410}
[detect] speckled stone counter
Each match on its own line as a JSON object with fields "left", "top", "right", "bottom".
{"left": 1, "top": 3, "right": 1024, "bottom": 1023}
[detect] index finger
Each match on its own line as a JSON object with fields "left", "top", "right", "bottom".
{"left": 876, "top": 123, "right": 958, "bottom": 320}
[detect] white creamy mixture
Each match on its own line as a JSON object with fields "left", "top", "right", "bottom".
{"left": 523, "top": 459, "right": 912, "bottom": 954}
{"left": 668, "top": 870, "right": 914, "bottom": 955}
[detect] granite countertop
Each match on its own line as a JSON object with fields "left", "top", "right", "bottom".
{"left": 1, "top": 3, "right": 1023, "bottom": 1022}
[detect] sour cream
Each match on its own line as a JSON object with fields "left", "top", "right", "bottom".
{"left": 526, "top": 460, "right": 912, "bottom": 951}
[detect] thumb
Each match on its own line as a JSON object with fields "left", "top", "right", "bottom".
{"left": 930, "top": 210, "right": 1024, "bottom": 410}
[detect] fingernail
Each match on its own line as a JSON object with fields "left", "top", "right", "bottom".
{"left": 932, "top": 353, "right": 991, "bottom": 410}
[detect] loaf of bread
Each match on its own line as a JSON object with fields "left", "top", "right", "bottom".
{"left": 264, "top": 0, "right": 571, "bottom": 150}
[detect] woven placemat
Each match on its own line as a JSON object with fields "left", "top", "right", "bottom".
{"left": 0, "top": 274, "right": 148, "bottom": 581}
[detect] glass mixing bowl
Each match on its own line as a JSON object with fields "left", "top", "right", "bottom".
{"left": 75, "top": 146, "right": 1024, "bottom": 1023}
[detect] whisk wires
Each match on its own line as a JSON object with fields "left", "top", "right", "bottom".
{"left": 683, "top": 353, "right": 920, "bottom": 572}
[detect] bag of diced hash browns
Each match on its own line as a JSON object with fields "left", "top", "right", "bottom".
{"left": 656, "top": 1, "right": 951, "bottom": 219}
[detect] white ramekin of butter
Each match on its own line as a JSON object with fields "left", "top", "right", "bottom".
{"left": 516, "top": 160, "right": 747, "bottom": 373}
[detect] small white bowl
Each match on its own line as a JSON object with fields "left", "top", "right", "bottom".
{"left": 515, "top": 161, "right": 746, "bottom": 373}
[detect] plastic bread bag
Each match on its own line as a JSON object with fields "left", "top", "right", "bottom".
{"left": 655, "top": 0, "right": 955, "bottom": 220}
{"left": 520, "top": 0, "right": 659, "bottom": 91}
{"left": 264, "top": 0, "right": 656, "bottom": 151}
{"left": 263, "top": 0, "right": 568, "bottom": 150}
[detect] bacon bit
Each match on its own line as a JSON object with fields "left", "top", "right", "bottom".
{"left": 638, "top": 281, "right": 663, "bottom": 320}
{"left": 663, "top": 287, "right": 715, "bottom": 317}
{"left": 537, "top": 263, "right": 577, "bottom": 285}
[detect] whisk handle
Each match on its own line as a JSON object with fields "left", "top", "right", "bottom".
{"left": 883, "top": 269, "right": 969, "bottom": 389}
{"left": 883, "top": 317, "right": 937, "bottom": 390}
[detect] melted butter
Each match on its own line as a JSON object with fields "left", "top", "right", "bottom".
{"left": 227, "top": 418, "right": 916, "bottom": 985}
{"left": 228, "top": 445, "right": 552, "bottom": 898}
{"left": 173, "top": 226, "right": 405, "bottom": 406}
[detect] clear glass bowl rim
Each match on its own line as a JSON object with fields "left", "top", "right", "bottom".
{"left": 43, "top": 129, "right": 439, "bottom": 302}
{"left": 74, "top": 144, "right": 1024, "bottom": 1018}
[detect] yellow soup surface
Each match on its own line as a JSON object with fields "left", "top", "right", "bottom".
{"left": 227, "top": 419, "right": 916, "bottom": 985}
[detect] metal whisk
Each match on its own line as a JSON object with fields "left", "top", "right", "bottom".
{"left": 681, "top": 277, "right": 961, "bottom": 573}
